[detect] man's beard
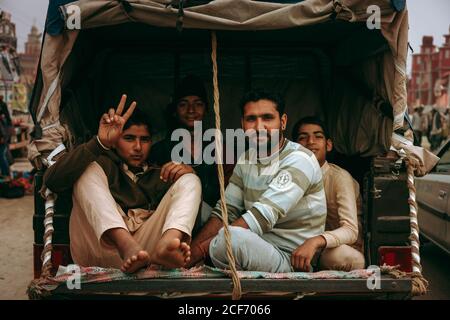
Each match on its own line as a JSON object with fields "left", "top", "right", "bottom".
{"left": 247, "top": 128, "right": 283, "bottom": 158}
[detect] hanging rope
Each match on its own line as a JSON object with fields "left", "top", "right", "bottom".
{"left": 27, "top": 190, "right": 56, "bottom": 299}
{"left": 406, "top": 163, "right": 429, "bottom": 296}
{"left": 210, "top": 30, "right": 242, "bottom": 300}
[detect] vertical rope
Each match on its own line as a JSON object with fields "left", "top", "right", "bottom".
{"left": 211, "top": 30, "right": 242, "bottom": 300}
{"left": 41, "top": 190, "right": 56, "bottom": 277}
{"left": 27, "top": 189, "right": 56, "bottom": 299}
{"left": 406, "top": 163, "right": 429, "bottom": 295}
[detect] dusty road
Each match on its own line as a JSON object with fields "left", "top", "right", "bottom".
{"left": 0, "top": 195, "right": 33, "bottom": 300}
{"left": 0, "top": 158, "right": 34, "bottom": 300}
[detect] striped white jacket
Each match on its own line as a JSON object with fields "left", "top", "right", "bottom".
{"left": 212, "top": 139, "right": 327, "bottom": 254}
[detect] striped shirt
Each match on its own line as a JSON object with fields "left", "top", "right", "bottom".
{"left": 212, "top": 139, "right": 327, "bottom": 254}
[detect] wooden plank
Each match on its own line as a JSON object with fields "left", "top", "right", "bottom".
{"left": 53, "top": 276, "right": 411, "bottom": 296}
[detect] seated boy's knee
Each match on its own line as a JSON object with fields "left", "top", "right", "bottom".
{"left": 350, "top": 252, "right": 365, "bottom": 269}
{"left": 341, "top": 245, "right": 365, "bottom": 268}
{"left": 320, "top": 245, "right": 365, "bottom": 271}
{"left": 174, "top": 173, "right": 201, "bottom": 192}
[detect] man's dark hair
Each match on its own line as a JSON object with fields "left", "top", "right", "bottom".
{"left": 292, "top": 116, "right": 330, "bottom": 142}
{"left": 239, "top": 90, "right": 285, "bottom": 116}
{"left": 123, "top": 109, "right": 152, "bottom": 136}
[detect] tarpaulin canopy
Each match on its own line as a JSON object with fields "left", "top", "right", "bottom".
{"left": 28, "top": 0, "right": 438, "bottom": 175}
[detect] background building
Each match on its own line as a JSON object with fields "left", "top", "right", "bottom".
{"left": 0, "top": 10, "right": 20, "bottom": 105}
{"left": 17, "top": 25, "right": 41, "bottom": 112}
{"left": 408, "top": 26, "right": 450, "bottom": 110}
{"left": 19, "top": 25, "right": 41, "bottom": 85}
{"left": 0, "top": 9, "right": 41, "bottom": 113}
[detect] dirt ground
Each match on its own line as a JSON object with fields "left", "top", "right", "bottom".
{"left": 0, "top": 158, "right": 34, "bottom": 300}
{"left": 0, "top": 195, "right": 33, "bottom": 300}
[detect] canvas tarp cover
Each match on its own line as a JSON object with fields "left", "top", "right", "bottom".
{"left": 28, "top": 0, "right": 438, "bottom": 175}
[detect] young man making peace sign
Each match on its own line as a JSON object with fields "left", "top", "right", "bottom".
{"left": 44, "top": 95, "right": 201, "bottom": 273}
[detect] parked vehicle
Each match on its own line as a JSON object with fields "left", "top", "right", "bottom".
{"left": 416, "top": 139, "right": 450, "bottom": 255}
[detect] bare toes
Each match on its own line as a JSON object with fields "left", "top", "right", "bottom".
{"left": 137, "top": 251, "right": 149, "bottom": 260}
{"left": 121, "top": 250, "right": 150, "bottom": 273}
{"left": 180, "top": 242, "right": 190, "bottom": 253}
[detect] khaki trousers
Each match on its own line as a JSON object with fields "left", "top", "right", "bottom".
{"left": 318, "top": 244, "right": 365, "bottom": 271}
{"left": 69, "top": 162, "right": 201, "bottom": 268}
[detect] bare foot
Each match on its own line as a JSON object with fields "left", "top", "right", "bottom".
{"left": 180, "top": 241, "right": 191, "bottom": 265}
{"left": 120, "top": 250, "right": 150, "bottom": 273}
{"left": 152, "top": 238, "right": 190, "bottom": 269}
{"left": 103, "top": 228, "right": 151, "bottom": 273}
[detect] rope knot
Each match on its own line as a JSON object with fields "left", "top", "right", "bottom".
{"left": 166, "top": 0, "right": 186, "bottom": 32}
{"left": 117, "top": 0, "right": 133, "bottom": 13}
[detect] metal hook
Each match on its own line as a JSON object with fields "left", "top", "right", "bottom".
{"left": 371, "top": 186, "right": 382, "bottom": 199}
{"left": 391, "top": 169, "right": 400, "bottom": 179}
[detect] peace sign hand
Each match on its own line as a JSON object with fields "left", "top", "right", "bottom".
{"left": 98, "top": 94, "right": 137, "bottom": 149}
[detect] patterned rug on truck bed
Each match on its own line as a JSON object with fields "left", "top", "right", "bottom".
{"left": 37, "top": 264, "right": 375, "bottom": 292}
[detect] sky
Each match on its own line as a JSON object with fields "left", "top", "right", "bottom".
{"left": 0, "top": 0, "right": 449, "bottom": 75}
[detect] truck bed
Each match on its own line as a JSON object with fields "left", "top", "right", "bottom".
{"left": 49, "top": 276, "right": 412, "bottom": 300}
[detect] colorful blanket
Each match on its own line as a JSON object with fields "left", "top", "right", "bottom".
{"left": 39, "top": 264, "right": 375, "bottom": 292}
